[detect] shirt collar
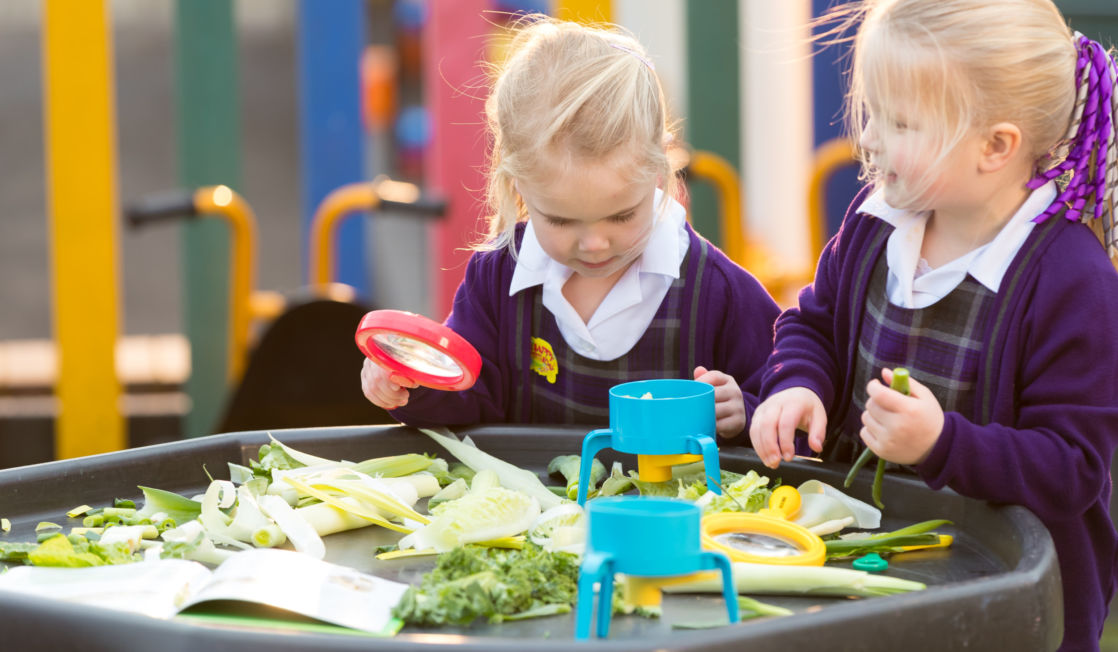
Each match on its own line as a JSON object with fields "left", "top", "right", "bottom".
{"left": 508, "top": 188, "right": 687, "bottom": 296}
{"left": 856, "top": 181, "right": 1058, "bottom": 292}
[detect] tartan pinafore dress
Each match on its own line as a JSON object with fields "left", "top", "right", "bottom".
{"left": 508, "top": 240, "right": 710, "bottom": 425}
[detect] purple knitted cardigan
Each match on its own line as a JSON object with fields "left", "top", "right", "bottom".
{"left": 764, "top": 186, "right": 1118, "bottom": 651}
{"left": 390, "top": 222, "right": 780, "bottom": 444}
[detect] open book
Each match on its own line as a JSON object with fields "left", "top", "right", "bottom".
{"left": 0, "top": 548, "right": 408, "bottom": 636}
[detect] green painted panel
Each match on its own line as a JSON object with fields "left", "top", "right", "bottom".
{"left": 685, "top": 0, "right": 741, "bottom": 247}
{"left": 1056, "top": 0, "right": 1118, "bottom": 43}
{"left": 174, "top": 0, "right": 241, "bottom": 437}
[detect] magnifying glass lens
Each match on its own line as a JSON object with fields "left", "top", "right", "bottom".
{"left": 372, "top": 332, "right": 462, "bottom": 379}
{"left": 712, "top": 531, "right": 805, "bottom": 558}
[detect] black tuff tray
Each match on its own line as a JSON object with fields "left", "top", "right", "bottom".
{"left": 0, "top": 424, "right": 1062, "bottom": 651}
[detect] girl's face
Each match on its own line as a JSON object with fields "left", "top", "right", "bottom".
{"left": 860, "top": 103, "right": 941, "bottom": 209}
{"left": 517, "top": 152, "right": 658, "bottom": 279}
{"left": 857, "top": 49, "right": 985, "bottom": 213}
{"left": 860, "top": 104, "right": 985, "bottom": 213}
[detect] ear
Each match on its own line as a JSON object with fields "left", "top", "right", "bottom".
{"left": 978, "top": 122, "right": 1023, "bottom": 173}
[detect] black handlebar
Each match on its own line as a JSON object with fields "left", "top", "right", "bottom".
{"left": 378, "top": 195, "right": 447, "bottom": 217}
{"left": 124, "top": 190, "right": 197, "bottom": 228}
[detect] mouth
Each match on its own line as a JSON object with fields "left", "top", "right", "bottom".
{"left": 579, "top": 257, "right": 616, "bottom": 270}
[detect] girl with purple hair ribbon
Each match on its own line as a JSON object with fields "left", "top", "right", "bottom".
{"left": 751, "top": 2, "right": 1118, "bottom": 649}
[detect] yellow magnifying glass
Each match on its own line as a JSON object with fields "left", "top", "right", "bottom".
{"left": 700, "top": 486, "right": 826, "bottom": 566}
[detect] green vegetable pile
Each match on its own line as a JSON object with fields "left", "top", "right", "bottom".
{"left": 392, "top": 542, "right": 580, "bottom": 626}
{"left": 0, "top": 533, "right": 138, "bottom": 567}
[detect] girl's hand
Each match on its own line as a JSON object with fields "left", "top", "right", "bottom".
{"left": 694, "top": 366, "right": 746, "bottom": 439}
{"left": 860, "top": 368, "right": 944, "bottom": 465}
{"left": 360, "top": 358, "right": 418, "bottom": 410}
{"left": 748, "top": 387, "right": 827, "bottom": 469}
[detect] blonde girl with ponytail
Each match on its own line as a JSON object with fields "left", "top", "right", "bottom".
{"left": 362, "top": 16, "right": 779, "bottom": 443}
{"left": 750, "top": 2, "right": 1118, "bottom": 649}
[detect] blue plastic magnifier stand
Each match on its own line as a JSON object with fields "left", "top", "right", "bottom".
{"left": 577, "top": 379, "right": 722, "bottom": 506}
{"left": 575, "top": 497, "right": 739, "bottom": 639}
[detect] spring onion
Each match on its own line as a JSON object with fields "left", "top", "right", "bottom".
{"left": 825, "top": 519, "right": 953, "bottom": 559}
{"left": 844, "top": 368, "right": 910, "bottom": 509}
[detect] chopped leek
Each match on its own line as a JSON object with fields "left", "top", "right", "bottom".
{"left": 66, "top": 505, "right": 92, "bottom": 519}
{"left": 547, "top": 455, "right": 605, "bottom": 500}
{"left": 136, "top": 486, "right": 202, "bottom": 525}
{"left": 400, "top": 487, "right": 541, "bottom": 552}
{"left": 419, "top": 428, "right": 564, "bottom": 510}
{"left": 257, "top": 494, "right": 324, "bottom": 558}
{"left": 596, "top": 462, "right": 634, "bottom": 497}
{"left": 662, "top": 561, "right": 925, "bottom": 597}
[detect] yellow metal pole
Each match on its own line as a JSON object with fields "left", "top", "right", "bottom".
{"left": 309, "top": 182, "right": 380, "bottom": 287}
{"left": 688, "top": 150, "right": 747, "bottom": 265}
{"left": 807, "top": 137, "right": 857, "bottom": 261}
{"left": 43, "top": 0, "right": 125, "bottom": 459}
{"left": 193, "top": 186, "right": 257, "bottom": 384}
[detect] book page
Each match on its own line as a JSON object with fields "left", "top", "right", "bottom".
{"left": 180, "top": 548, "right": 408, "bottom": 635}
{"left": 0, "top": 559, "right": 211, "bottom": 619}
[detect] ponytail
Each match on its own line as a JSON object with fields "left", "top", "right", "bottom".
{"left": 1030, "top": 33, "right": 1118, "bottom": 256}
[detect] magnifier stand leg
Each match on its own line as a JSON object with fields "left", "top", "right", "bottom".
{"left": 576, "top": 551, "right": 610, "bottom": 639}
{"left": 577, "top": 429, "right": 613, "bottom": 506}
{"left": 691, "top": 435, "right": 722, "bottom": 495}
{"left": 596, "top": 564, "right": 616, "bottom": 638}
{"left": 702, "top": 551, "right": 740, "bottom": 623}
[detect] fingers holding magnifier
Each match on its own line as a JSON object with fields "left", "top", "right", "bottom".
{"left": 361, "top": 359, "right": 412, "bottom": 409}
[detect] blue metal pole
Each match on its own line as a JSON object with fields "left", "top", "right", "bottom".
{"left": 812, "top": 0, "right": 861, "bottom": 240}
{"left": 296, "top": 0, "right": 370, "bottom": 297}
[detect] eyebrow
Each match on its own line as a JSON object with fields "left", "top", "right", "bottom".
{"left": 537, "top": 200, "right": 643, "bottom": 222}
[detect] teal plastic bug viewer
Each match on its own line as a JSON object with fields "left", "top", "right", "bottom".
{"left": 577, "top": 379, "right": 723, "bottom": 505}
{"left": 575, "top": 496, "right": 739, "bottom": 639}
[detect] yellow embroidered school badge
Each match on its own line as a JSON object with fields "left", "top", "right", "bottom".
{"left": 530, "top": 336, "right": 558, "bottom": 384}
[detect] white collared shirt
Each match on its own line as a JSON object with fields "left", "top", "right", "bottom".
{"left": 508, "top": 189, "right": 690, "bottom": 361}
{"left": 857, "top": 182, "right": 1058, "bottom": 308}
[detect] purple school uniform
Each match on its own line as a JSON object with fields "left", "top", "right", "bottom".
{"left": 389, "top": 222, "right": 780, "bottom": 444}
{"left": 764, "top": 186, "right": 1118, "bottom": 651}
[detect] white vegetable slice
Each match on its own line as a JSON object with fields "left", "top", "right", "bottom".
{"left": 268, "top": 434, "right": 352, "bottom": 468}
{"left": 198, "top": 481, "right": 252, "bottom": 551}
{"left": 258, "top": 494, "right": 326, "bottom": 559}
{"left": 796, "top": 480, "right": 880, "bottom": 529}
{"left": 403, "top": 487, "right": 540, "bottom": 553}
{"left": 419, "top": 428, "right": 564, "bottom": 510}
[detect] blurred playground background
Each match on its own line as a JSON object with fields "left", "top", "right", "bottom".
{"left": 0, "top": 0, "right": 1115, "bottom": 470}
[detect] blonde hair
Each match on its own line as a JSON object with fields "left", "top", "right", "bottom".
{"left": 479, "top": 16, "right": 678, "bottom": 253}
{"left": 842, "top": 0, "right": 1079, "bottom": 206}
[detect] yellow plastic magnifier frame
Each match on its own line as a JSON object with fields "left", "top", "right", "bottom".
{"left": 700, "top": 486, "right": 826, "bottom": 566}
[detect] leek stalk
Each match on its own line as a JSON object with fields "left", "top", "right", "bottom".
{"left": 661, "top": 561, "right": 925, "bottom": 597}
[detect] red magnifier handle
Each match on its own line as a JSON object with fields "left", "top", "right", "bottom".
{"left": 355, "top": 310, "right": 482, "bottom": 392}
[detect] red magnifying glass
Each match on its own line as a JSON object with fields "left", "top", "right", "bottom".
{"left": 355, "top": 310, "right": 482, "bottom": 391}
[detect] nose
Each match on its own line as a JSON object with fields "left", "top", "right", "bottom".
{"left": 859, "top": 116, "right": 879, "bottom": 154}
{"left": 578, "top": 226, "right": 609, "bottom": 253}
